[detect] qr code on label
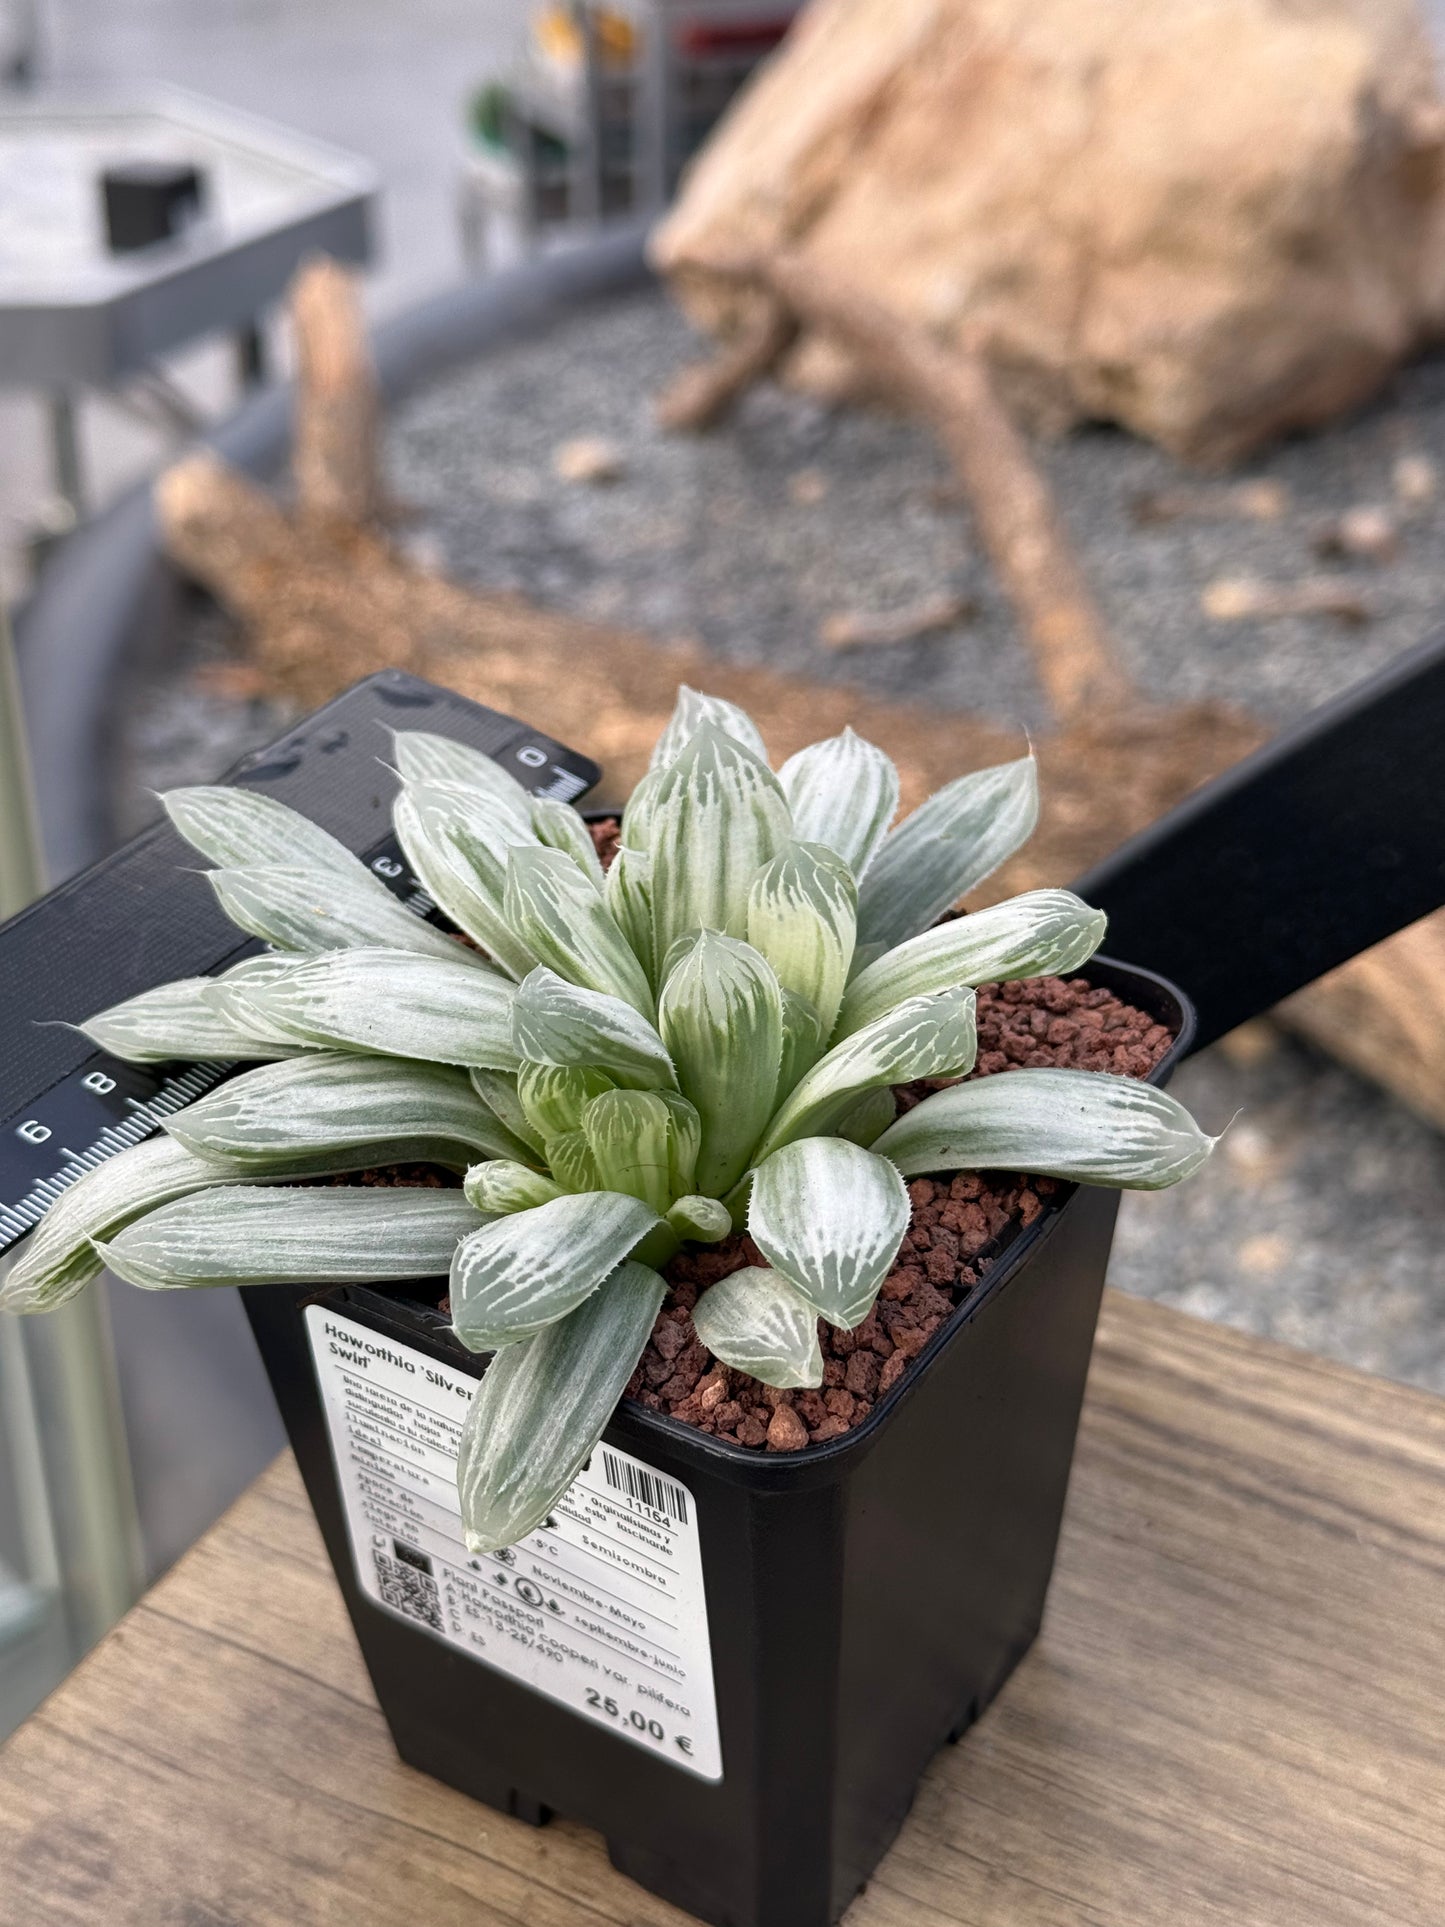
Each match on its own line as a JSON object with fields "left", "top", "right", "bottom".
{"left": 372, "top": 1542, "right": 442, "bottom": 1631}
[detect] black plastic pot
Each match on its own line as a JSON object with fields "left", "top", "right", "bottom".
{"left": 243, "top": 956, "right": 1194, "bottom": 1927}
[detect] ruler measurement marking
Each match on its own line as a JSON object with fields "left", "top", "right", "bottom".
{"left": 0, "top": 716, "right": 596, "bottom": 1253}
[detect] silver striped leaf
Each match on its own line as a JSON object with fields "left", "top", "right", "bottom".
{"left": 752, "top": 986, "right": 978, "bottom": 1162}
{"left": 516, "top": 1062, "right": 618, "bottom": 1140}
{"left": 619, "top": 768, "right": 663, "bottom": 853}
{"left": 604, "top": 845, "right": 656, "bottom": 984}
{"left": 449, "top": 1191, "right": 661, "bottom": 1350}
{"left": 393, "top": 788, "right": 537, "bottom": 981}
{"left": 656, "top": 931, "right": 783, "bottom": 1197}
{"left": 164, "top": 1054, "right": 527, "bottom": 1169}
{"left": 532, "top": 798, "right": 606, "bottom": 889}
{"left": 581, "top": 1088, "right": 701, "bottom": 1212}
{"left": 463, "top": 1161, "right": 564, "bottom": 1215}
{"left": 834, "top": 1086, "right": 898, "bottom": 1149}
{"left": 1, "top": 1137, "right": 264, "bottom": 1312}
{"left": 201, "top": 956, "right": 321, "bottom": 1050}
{"left": 390, "top": 730, "right": 536, "bottom": 830}
{"left": 80, "top": 975, "right": 303, "bottom": 1065}
{"left": 746, "top": 840, "right": 857, "bottom": 1039}
{"left": 837, "top": 889, "right": 1107, "bottom": 1036}
{"left": 776, "top": 729, "right": 899, "bottom": 879}
{"left": 208, "top": 862, "right": 479, "bottom": 964}
{"left": 235, "top": 947, "right": 520, "bottom": 1070}
{"left": 666, "top": 1194, "right": 733, "bottom": 1243}
{"left": 872, "top": 1067, "right": 1214, "bottom": 1190}
{"left": 855, "top": 755, "right": 1039, "bottom": 950}
{"left": 468, "top": 1068, "right": 547, "bottom": 1157}
{"left": 504, "top": 846, "right": 656, "bottom": 1018}
{"left": 544, "top": 1129, "right": 603, "bottom": 1194}
{"left": 97, "top": 1187, "right": 486, "bottom": 1290}
{"left": 512, "top": 968, "right": 676, "bottom": 1090}
{"left": 649, "top": 726, "right": 793, "bottom": 961}
{"left": 648, "top": 684, "right": 769, "bottom": 772}
{"left": 690, "top": 1266, "right": 823, "bottom": 1389}
{"left": 747, "top": 1137, "right": 910, "bottom": 1329}
{"left": 777, "top": 989, "right": 824, "bottom": 1101}
{"left": 162, "top": 786, "right": 375, "bottom": 882}
{"left": 456, "top": 1259, "right": 667, "bottom": 1553}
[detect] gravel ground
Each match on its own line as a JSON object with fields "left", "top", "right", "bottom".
{"left": 387, "top": 288, "right": 1445, "bottom": 732}
{"left": 122, "top": 285, "right": 1445, "bottom": 1393}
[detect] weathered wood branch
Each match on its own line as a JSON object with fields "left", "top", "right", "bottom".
{"left": 1279, "top": 912, "right": 1445, "bottom": 1133}
{"left": 667, "top": 251, "right": 1130, "bottom": 724}
{"left": 290, "top": 257, "right": 379, "bottom": 525}
{"left": 654, "top": 297, "right": 798, "bottom": 432}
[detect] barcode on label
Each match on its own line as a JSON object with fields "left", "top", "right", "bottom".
{"left": 600, "top": 1448, "right": 689, "bottom": 1524}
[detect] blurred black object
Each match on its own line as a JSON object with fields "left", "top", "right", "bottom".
{"left": 101, "top": 161, "right": 206, "bottom": 253}
{"left": 1074, "top": 628, "right": 1445, "bottom": 1052}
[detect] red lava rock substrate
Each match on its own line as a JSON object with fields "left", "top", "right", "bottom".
{"left": 626, "top": 974, "right": 1174, "bottom": 1453}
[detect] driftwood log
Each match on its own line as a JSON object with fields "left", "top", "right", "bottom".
{"left": 657, "top": 257, "right": 1127, "bottom": 721}
{"left": 290, "top": 259, "right": 379, "bottom": 526}
{"left": 154, "top": 256, "right": 1445, "bottom": 1133}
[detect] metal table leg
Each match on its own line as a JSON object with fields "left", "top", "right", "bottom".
{"left": 46, "top": 390, "right": 84, "bottom": 520}
{"left": 236, "top": 320, "right": 267, "bottom": 391}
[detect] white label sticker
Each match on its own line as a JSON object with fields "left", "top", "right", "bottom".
{"left": 305, "top": 1305, "right": 723, "bottom": 1781}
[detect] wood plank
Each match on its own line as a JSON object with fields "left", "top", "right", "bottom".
{"left": 1, "top": 1291, "right": 1441, "bottom": 1927}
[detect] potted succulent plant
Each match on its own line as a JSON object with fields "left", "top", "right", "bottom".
{"left": 2, "top": 686, "right": 1212, "bottom": 1927}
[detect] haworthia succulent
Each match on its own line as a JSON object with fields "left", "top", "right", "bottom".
{"left": 164, "top": 1054, "right": 526, "bottom": 1169}
{"left": 776, "top": 729, "right": 899, "bottom": 878}
{"left": 856, "top": 755, "right": 1039, "bottom": 949}
{"left": 657, "top": 932, "right": 783, "bottom": 1196}
{"left": 516, "top": 1061, "right": 618, "bottom": 1139}
{"left": 449, "top": 1191, "right": 661, "bottom": 1350}
{"left": 504, "top": 846, "right": 655, "bottom": 1017}
{"left": 836, "top": 889, "right": 1108, "bottom": 1036}
{"left": 80, "top": 976, "right": 302, "bottom": 1065}
{"left": 752, "top": 987, "right": 978, "bottom": 1162}
{"left": 463, "top": 1161, "right": 564, "bottom": 1215}
{"left": 748, "top": 1137, "right": 910, "bottom": 1329}
{"left": 691, "top": 1267, "right": 823, "bottom": 1389}
{"left": 746, "top": 841, "right": 857, "bottom": 1040}
{"left": 873, "top": 1068, "right": 1214, "bottom": 1190}
{"left": 649, "top": 726, "right": 793, "bottom": 960}
{"left": 390, "top": 730, "right": 536, "bottom": 829}
{"left": 512, "top": 969, "right": 675, "bottom": 1090}
{"left": 393, "top": 786, "right": 537, "bottom": 981}
{"left": 5, "top": 677, "right": 1218, "bottom": 1575}
{"left": 544, "top": 1129, "right": 602, "bottom": 1194}
{"left": 457, "top": 1259, "right": 667, "bottom": 1552}
{"left": 666, "top": 1194, "right": 733, "bottom": 1242}
{"left": 468, "top": 1068, "right": 547, "bottom": 1157}
{"left": 208, "top": 863, "right": 478, "bottom": 964}
{"left": 235, "top": 948, "right": 519, "bottom": 1070}
{"left": 648, "top": 684, "right": 769, "bottom": 773}
{"left": 581, "top": 1089, "right": 700, "bottom": 1212}
{"left": 163, "top": 786, "right": 375, "bottom": 882}
{"left": 97, "top": 1187, "right": 486, "bottom": 1290}
{"left": 604, "top": 845, "right": 656, "bottom": 984}
{"left": 531, "top": 798, "right": 606, "bottom": 889}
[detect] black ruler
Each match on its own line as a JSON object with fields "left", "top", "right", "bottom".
{"left": 0, "top": 670, "right": 600, "bottom": 1256}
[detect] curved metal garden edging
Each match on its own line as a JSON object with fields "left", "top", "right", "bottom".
{"left": 15, "top": 224, "right": 655, "bottom": 883}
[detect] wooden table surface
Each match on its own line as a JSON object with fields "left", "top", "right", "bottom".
{"left": 2, "top": 1290, "right": 1442, "bottom": 1927}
